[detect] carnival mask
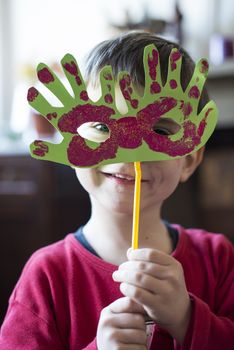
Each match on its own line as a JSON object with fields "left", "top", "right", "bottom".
{"left": 27, "top": 44, "right": 218, "bottom": 167}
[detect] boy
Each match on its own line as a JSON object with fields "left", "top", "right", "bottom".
{"left": 0, "top": 31, "right": 233, "bottom": 350}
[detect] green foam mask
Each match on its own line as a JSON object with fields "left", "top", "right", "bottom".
{"left": 27, "top": 44, "right": 218, "bottom": 168}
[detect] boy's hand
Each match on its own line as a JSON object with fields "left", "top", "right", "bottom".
{"left": 96, "top": 297, "right": 147, "bottom": 350}
{"left": 112, "top": 248, "right": 191, "bottom": 344}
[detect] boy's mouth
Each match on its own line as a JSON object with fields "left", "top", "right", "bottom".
{"left": 101, "top": 172, "right": 148, "bottom": 184}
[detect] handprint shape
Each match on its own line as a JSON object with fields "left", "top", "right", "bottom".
{"left": 27, "top": 45, "right": 218, "bottom": 168}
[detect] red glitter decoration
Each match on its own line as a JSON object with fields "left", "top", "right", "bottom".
{"left": 116, "top": 117, "right": 142, "bottom": 148}
{"left": 63, "top": 61, "right": 78, "bottom": 76}
{"left": 143, "top": 119, "right": 201, "bottom": 157}
{"left": 33, "top": 140, "right": 49, "bottom": 157}
{"left": 170, "top": 51, "right": 182, "bottom": 71}
{"left": 200, "top": 60, "right": 209, "bottom": 74}
{"left": 46, "top": 112, "right": 57, "bottom": 120}
{"left": 150, "top": 82, "right": 161, "bottom": 94}
{"left": 188, "top": 86, "right": 200, "bottom": 99}
{"left": 104, "top": 94, "right": 113, "bottom": 104}
{"left": 119, "top": 75, "right": 139, "bottom": 109}
{"left": 63, "top": 61, "right": 82, "bottom": 86}
{"left": 58, "top": 104, "right": 115, "bottom": 134}
{"left": 147, "top": 49, "right": 159, "bottom": 81}
{"left": 131, "top": 99, "right": 139, "bottom": 108}
{"left": 170, "top": 80, "right": 177, "bottom": 89}
{"left": 75, "top": 76, "right": 82, "bottom": 85}
{"left": 122, "top": 89, "right": 130, "bottom": 99}
{"left": 27, "top": 87, "right": 39, "bottom": 102}
{"left": 180, "top": 101, "right": 193, "bottom": 117}
{"left": 197, "top": 108, "right": 212, "bottom": 136}
{"left": 104, "top": 73, "right": 113, "bottom": 81}
{"left": 38, "top": 68, "right": 54, "bottom": 84}
{"left": 68, "top": 134, "right": 118, "bottom": 167}
{"left": 80, "top": 91, "right": 89, "bottom": 101}
{"left": 137, "top": 97, "right": 177, "bottom": 127}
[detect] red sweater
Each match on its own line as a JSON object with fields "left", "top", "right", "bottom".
{"left": 0, "top": 226, "right": 233, "bottom": 350}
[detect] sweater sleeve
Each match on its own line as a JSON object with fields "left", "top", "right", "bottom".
{"left": 180, "top": 293, "right": 234, "bottom": 350}
{"left": 0, "top": 301, "right": 99, "bottom": 350}
{"left": 180, "top": 235, "right": 234, "bottom": 350}
{"left": 0, "top": 300, "right": 65, "bottom": 350}
{"left": 82, "top": 338, "right": 98, "bottom": 350}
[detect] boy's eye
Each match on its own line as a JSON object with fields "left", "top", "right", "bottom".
{"left": 152, "top": 118, "right": 180, "bottom": 136}
{"left": 153, "top": 127, "right": 171, "bottom": 136}
{"left": 92, "top": 123, "right": 109, "bottom": 133}
{"left": 77, "top": 122, "right": 110, "bottom": 143}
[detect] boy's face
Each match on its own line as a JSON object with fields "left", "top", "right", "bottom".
{"left": 75, "top": 84, "right": 203, "bottom": 214}
{"left": 75, "top": 157, "right": 194, "bottom": 214}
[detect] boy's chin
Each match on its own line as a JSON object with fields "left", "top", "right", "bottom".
{"left": 102, "top": 199, "right": 135, "bottom": 216}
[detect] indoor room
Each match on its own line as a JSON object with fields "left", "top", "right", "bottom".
{"left": 0, "top": 0, "right": 233, "bottom": 347}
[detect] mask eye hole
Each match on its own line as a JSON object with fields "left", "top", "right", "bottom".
{"left": 152, "top": 118, "right": 181, "bottom": 136}
{"left": 77, "top": 122, "right": 110, "bottom": 143}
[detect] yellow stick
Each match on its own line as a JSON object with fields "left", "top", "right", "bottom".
{"left": 132, "top": 161, "right": 142, "bottom": 250}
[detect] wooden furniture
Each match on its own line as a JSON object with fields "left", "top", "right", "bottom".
{"left": 0, "top": 156, "right": 90, "bottom": 324}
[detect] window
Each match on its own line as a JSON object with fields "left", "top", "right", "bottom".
{"left": 1, "top": 0, "right": 111, "bottom": 136}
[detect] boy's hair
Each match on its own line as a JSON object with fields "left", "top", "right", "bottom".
{"left": 84, "top": 31, "right": 210, "bottom": 113}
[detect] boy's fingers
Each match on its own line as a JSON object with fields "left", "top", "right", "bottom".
{"left": 119, "top": 282, "right": 156, "bottom": 310}
{"left": 118, "top": 261, "right": 169, "bottom": 280}
{"left": 113, "top": 269, "right": 165, "bottom": 295}
{"left": 109, "top": 297, "right": 146, "bottom": 315}
{"left": 118, "top": 346, "right": 147, "bottom": 350}
{"left": 127, "top": 248, "right": 172, "bottom": 266}
{"left": 104, "top": 312, "right": 146, "bottom": 330}
{"left": 114, "top": 329, "right": 147, "bottom": 345}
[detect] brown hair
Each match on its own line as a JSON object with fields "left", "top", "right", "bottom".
{"left": 84, "top": 31, "right": 210, "bottom": 113}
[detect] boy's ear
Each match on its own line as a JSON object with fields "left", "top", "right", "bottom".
{"left": 180, "top": 147, "right": 205, "bottom": 183}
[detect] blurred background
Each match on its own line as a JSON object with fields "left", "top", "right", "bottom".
{"left": 0, "top": 0, "right": 234, "bottom": 324}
